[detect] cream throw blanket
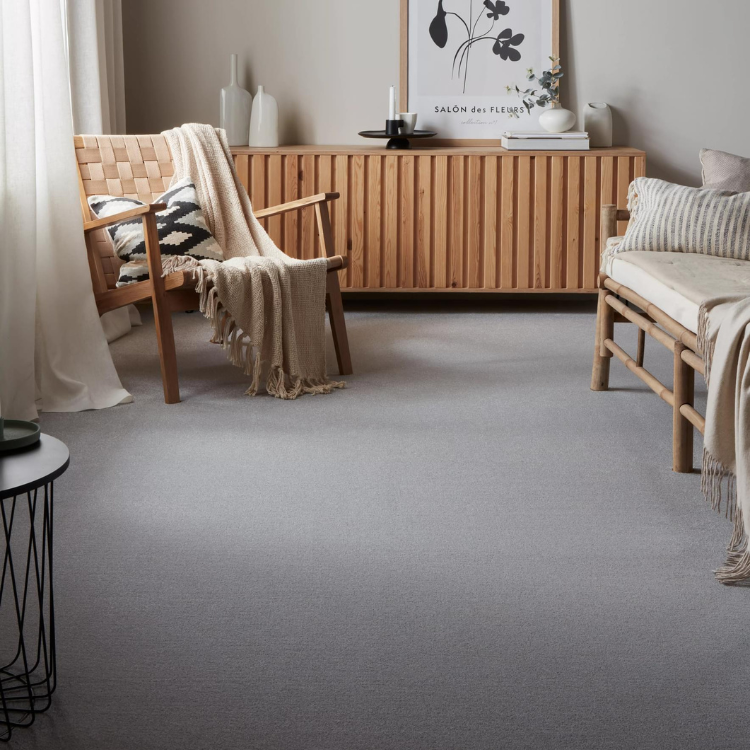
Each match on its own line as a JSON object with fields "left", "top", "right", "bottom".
{"left": 698, "top": 298, "right": 750, "bottom": 584}
{"left": 162, "top": 124, "right": 344, "bottom": 399}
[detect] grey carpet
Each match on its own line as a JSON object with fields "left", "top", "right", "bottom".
{"left": 9, "top": 300, "right": 750, "bottom": 749}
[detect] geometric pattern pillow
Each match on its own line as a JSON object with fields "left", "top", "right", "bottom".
{"left": 114, "top": 259, "right": 156, "bottom": 288}
{"left": 88, "top": 178, "right": 223, "bottom": 286}
{"left": 615, "top": 177, "right": 750, "bottom": 261}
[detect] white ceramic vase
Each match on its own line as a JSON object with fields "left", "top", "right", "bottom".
{"left": 249, "top": 85, "right": 279, "bottom": 148}
{"left": 584, "top": 102, "right": 613, "bottom": 148}
{"left": 220, "top": 54, "right": 252, "bottom": 147}
{"left": 539, "top": 105, "right": 576, "bottom": 134}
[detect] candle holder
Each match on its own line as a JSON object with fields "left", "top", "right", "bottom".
{"left": 385, "top": 119, "right": 404, "bottom": 136}
{"left": 358, "top": 120, "right": 438, "bottom": 150}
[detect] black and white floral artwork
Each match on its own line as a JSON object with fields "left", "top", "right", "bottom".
{"left": 428, "top": 0, "right": 525, "bottom": 93}
{"left": 407, "top": 0, "right": 556, "bottom": 139}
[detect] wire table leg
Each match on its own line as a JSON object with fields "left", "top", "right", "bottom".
{"left": 0, "top": 483, "right": 56, "bottom": 741}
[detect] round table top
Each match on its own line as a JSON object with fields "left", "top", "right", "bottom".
{"left": 0, "top": 435, "right": 70, "bottom": 500}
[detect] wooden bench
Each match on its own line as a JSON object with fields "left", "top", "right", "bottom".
{"left": 591, "top": 205, "right": 704, "bottom": 473}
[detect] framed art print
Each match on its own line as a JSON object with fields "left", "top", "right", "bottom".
{"left": 400, "top": 0, "right": 560, "bottom": 142}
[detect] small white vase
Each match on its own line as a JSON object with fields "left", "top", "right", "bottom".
{"left": 584, "top": 102, "right": 613, "bottom": 148}
{"left": 249, "top": 85, "right": 279, "bottom": 148}
{"left": 220, "top": 54, "right": 252, "bottom": 147}
{"left": 539, "top": 105, "right": 576, "bottom": 134}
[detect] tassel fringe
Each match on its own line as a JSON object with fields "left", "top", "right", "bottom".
{"left": 191, "top": 267, "right": 344, "bottom": 400}
{"left": 702, "top": 447, "right": 750, "bottom": 585}
{"left": 698, "top": 305, "right": 749, "bottom": 584}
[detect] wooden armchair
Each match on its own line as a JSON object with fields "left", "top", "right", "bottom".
{"left": 75, "top": 134, "right": 352, "bottom": 404}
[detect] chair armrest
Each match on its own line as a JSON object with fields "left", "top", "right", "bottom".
{"left": 254, "top": 192, "right": 340, "bottom": 219}
{"left": 83, "top": 203, "right": 166, "bottom": 233}
{"left": 326, "top": 255, "right": 347, "bottom": 272}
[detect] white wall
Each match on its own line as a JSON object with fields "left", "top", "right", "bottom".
{"left": 123, "top": 0, "right": 750, "bottom": 185}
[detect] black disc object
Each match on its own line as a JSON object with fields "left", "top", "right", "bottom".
{"left": 358, "top": 130, "right": 437, "bottom": 150}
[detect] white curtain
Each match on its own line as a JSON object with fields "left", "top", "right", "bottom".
{"left": 63, "top": 0, "right": 140, "bottom": 342}
{"left": 64, "top": 0, "right": 125, "bottom": 134}
{"left": 0, "top": 0, "right": 131, "bottom": 421}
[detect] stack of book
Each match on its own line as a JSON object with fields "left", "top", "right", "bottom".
{"left": 501, "top": 131, "right": 590, "bottom": 151}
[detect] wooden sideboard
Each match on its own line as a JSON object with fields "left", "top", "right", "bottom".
{"left": 231, "top": 145, "right": 645, "bottom": 293}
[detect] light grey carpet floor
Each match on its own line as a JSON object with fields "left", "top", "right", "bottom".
{"left": 11, "top": 299, "right": 750, "bottom": 749}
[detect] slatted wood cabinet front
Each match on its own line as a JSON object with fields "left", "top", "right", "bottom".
{"left": 231, "top": 146, "right": 645, "bottom": 293}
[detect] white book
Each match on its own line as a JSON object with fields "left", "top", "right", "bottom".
{"left": 501, "top": 136, "right": 590, "bottom": 151}
{"left": 503, "top": 131, "right": 588, "bottom": 140}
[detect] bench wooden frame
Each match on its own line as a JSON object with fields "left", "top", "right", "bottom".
{"left": 75, "top": 134, "right": 352, "bottom": 405}
{"left": 591, "top": 205, "right": 704, "bottom": 473}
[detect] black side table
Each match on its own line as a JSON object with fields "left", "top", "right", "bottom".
{"left": 0, "top": 435, "right": 69, "bottom": 741}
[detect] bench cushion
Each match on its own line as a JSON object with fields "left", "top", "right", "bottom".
{"left": 608, "top": 251, "right": 750, "bottom": 333}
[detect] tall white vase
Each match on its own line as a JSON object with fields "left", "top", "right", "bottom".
{"left": 249, "top": 85, "right": 279, "bottom": 148}
{"left": 584, "top": 102, "right": 613, "bottom": 148}
{"left": 220, "top": 54, "right": 252, "bottom": 147}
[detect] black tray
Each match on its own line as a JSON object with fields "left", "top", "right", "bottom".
{"left": 358, "top": 129, "right": 437, "bottom": 150}
{"left": 0, "top": 420, "right": 41, "bottom": 453}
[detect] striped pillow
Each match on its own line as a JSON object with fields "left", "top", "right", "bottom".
{"left": 616, "top": 177, "right": 750, "bottom": 260}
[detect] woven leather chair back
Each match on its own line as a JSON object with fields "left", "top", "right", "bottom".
{"left": 74, "top": 134, "right": 175, "bottom": 290}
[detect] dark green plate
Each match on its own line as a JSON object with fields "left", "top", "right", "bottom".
{"left": 0, "top": 420, "right": 41, "bottom": 453}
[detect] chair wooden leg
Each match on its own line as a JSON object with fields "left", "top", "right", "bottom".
{"left": 636, "top": 328, "right": 646, "bottom": 368}
{"left": 316, "top": 200, "right": 353, "bottom": 376}
{"left": 143, "top": 215, "right": 180, "bottom": 404}
{"left": 591, "top": 288, "right": 613, "bottom": 391}
{"left": 151, "top": 294, "right": 180, "bottom": 404}
{"left": 673, "top": 343, "right": 694, "bottom": 473}
{"left": 326, "top": 272, "right": 353, "bottom": 376}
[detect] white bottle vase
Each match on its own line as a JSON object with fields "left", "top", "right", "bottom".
{"left": 220, "top": 54, "right": 252, "bottom": 147}
{"left": 249, "top": 85, "right": 279, "bottom": 148}
{"left": 539, "top": 104, "right": 577, "bottom": 134}
{"left": 584, "top": 102, "right": 613, "bottom": 148}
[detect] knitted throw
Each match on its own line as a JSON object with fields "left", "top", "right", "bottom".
{"left": 698, "top": 298, "right": 750, "bottom": 584}
{"left": 162, "top": 124, "right": 344, "bottom": 400}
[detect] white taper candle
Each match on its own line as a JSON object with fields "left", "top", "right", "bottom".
{"left": 388, "top": 85, "right": 396, "bottom": 121}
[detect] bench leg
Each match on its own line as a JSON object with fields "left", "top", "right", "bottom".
{"left": 591, "top": 288, "right": 613, "bottom": 391}
{"left": 673, "top": 343, "right": 694, "bottom": 473}
{"left": 636, "top": 328, "right": 646, "bottom": 368}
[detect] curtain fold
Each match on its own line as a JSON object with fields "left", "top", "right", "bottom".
{"left": 64, "top": 0, "right": 139, "bottom": 342}
{"left": 0, "top": 0, "right": 131, "bottom": 421}
{"left": 65, "top": 0, "right": 125, "bottom": 135}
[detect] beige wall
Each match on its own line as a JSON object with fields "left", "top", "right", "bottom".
{"left": 124, "top": 0, "right": 750, "bottom": 185}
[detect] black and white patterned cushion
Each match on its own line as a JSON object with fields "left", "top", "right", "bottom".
{"left": 115, "top": 260, "right": 151, "bottom": 287}
{"left": 88, "top": 178, "right": 223, "bottom": 287}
